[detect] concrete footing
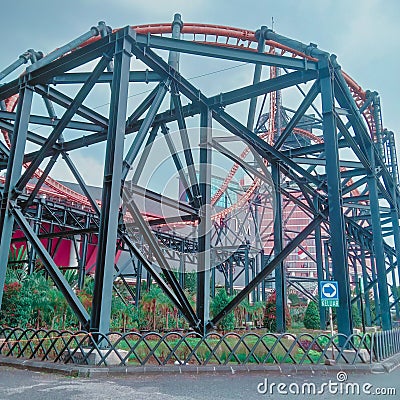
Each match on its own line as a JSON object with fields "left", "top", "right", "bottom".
{"left": 65, "top": 348, "right": 129, "bottom": 366}
{"left": 324, "top": 348, "right": 370, "bottom": 363}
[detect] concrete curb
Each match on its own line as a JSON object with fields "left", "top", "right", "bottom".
{"left": 0, "top": 356, "right": 385, "bottom": 378}
{"left": 381, "top": 353, "right": 400, "bottom": 373}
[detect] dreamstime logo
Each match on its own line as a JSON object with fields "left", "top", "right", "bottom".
{"left": 122, "top": 127, "right": 276, "bottom": 273}
{"left": 256, "top": 371, "right": 396, "bottom": 396}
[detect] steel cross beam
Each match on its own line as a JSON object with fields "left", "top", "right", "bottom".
{"left": 21, "top": 154, "right": 196, "bottom": 326}
{"left": 334, "top": 69, "right": 400, "bottom": 209}
{"left": 122, "top": 79, "right": 171, "bottom": 181}
{"left": 0, "top": 28, "right": 127, "bottom": 100}
{"left": 171, "top": 82, "right": 202, "bottom": 209}
{"left": 161, "top": 123, "right": 196, "bottom": 206}
{"left": 19, "top": 60, "right": 317, "bottom": 165}
{"left": 209, "top": 213, "right": 325, "bottom": 328}
{"left": 122, "top": 190, "right": 199, "bottom": 328}
{"left": 126, "top": 85, "right": 161, "bottom": 128}
{"left": 61, "top": 151, "right": 100, "bottom": 214}
{"left": 274, "top": 80, "right": 320, "bottom": 149}
{"left": 133, "top": 33, "right": 318, "bottom": 70}
{"left": 14, "top": 53, "right": 113, "bottom": 198}
{"left": 12, "top": 206, "right": 90, "bottom": 327}
{"left": 23, "top": 152, "right": 61, "bottom": 211}
{"left": 212, "top": 109, "right": 324, "bottom": 190}
{"left": 34, "top": 85, "right": 108, "bottom": 127}
{"left": 49, "top": 71, "right": 161, "bottom": 84}
{"left": 0, "top": 118, "right": 48, "bottom": 148}
{"left": 0, "top": 110, "right": 103, "bottom": 133}
{"left": 131, "top": 41, "right": 317, "bottom": 112}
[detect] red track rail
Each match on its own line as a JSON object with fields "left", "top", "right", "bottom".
{"left": 2, "top": 23, "right": 371, "bottom": 211}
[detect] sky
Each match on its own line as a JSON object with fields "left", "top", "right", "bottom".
{"left": 1, "top": 0, "right": 399, "bottom": 186}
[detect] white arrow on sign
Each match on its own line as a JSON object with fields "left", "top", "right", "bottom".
{"left": 322, "top": 283, "right": 337, "bottom": 298}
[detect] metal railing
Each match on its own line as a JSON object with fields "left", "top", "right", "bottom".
{"left": 372, "top": 328, "right": 400, "bottom": 362}
{"left": 0, "top": 327, "right": 375, "bottom": 366}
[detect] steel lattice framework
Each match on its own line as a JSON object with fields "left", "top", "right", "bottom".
{"left": 0, "top": 14, "right": 399, "bottom": 339}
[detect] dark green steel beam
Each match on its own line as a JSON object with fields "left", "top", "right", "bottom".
{"left": 133, "top": 33, "right": 318, "bottom": 70}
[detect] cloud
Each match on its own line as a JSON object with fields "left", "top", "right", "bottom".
{"left": 49, "top": 152, "right": 105, "bottom": 188}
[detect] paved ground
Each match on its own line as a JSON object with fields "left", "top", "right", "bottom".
{"left": 0, "top": 366, "right": 398, "bottom": 400}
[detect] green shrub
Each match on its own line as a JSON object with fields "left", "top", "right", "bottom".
{"left": 352, "top": 304, "right": 362, "bottom": 328}
{"left": 303, "top": 301, "right": 320, "bottom": 330}
{"left": 211, "top": 289, "right": 235, "bottom": 332}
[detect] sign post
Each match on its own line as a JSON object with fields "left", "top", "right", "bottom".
{"left": 358, "top": 276, "right": 366, "bottom": 333}
{"left": 320, "top": 280, "right": 339, "bottom": 360}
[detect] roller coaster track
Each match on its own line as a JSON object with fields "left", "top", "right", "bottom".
{"left": 2, "top": 23, "right": 372, "bottom": 215}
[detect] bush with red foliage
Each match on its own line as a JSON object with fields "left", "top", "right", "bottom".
{"left": 263, "top": 291, "right": 292, "bottom": 332}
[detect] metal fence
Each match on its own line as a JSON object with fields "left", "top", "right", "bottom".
{"left": 0, "top": 327, "right": 376, "bottom": 366}
{"left": 372, "top": 328, "right": 400, "bottom": 362}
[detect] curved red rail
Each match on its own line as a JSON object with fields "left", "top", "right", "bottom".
{"left": 2, "top": 23, "right": 371, "bottom": 211}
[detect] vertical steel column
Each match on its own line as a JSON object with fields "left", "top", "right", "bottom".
{"left": 323, "top": 241, "right": 331, "bottom": 279}
{"left": 211, "top": 261, "right": 215, "bottom": 298}
{"left": 179, "top": 242, "right": 185, "bottom": 292}
{"left": 46, "top": 222, "right": 54, "bottom": 260}
{"left": 78, "top": 216, "right": 90, "bottom": 289}
{"left": 319, "top": 57, "right": 352, "bottom": 336}
{"left": 197, "top": 107, "right": 212, "bottom": 333}
{"left": 246, "top": 26, "right": 266, "bottom": 131}
{"left": 253, "top": 200, "right": 261, "bottom": 302}
{"left": 260, "top": 253, "right": 267, "bottom": 301}
{"left": 366, "top": 91, "right": 391, "bottom": 329}
{"left": 359, "top": 241, "right": 372, "bottom": 326}
{"left": 390, "top": 206, "right": 400, "bottom": 285}
{"left": 314, "top": 198, "right": 326, "bottom": 329}
{"left": 272, "top": 162, "right": 286, "bottom": 332}
{"left": 390, "top": 254, "right": 400, "bottom": 319}
{"left": 146, "top": 271, "right": 152, "bottom": 291}
{"left": 229, "top": 258, "right": 234, "bottom": 295}
{"left": 168, "top": 14, "right": 183, "bottom": 71}
{"left": 351, "top": 254, "right": 362, "bottom": 315}
{"left": 369, "top": 252, "right": 381, "bottom": 323}
{"left": 388, "top": 130, "right": 400, "bottom": 298}
{"left": 135, "top": 259, "right": 142, "bottom": 309}
{"left": 367, "top": 173, "right": 391, "bottom": 330}
{"left": 90, "top": 36, "right": 131, "bottom": 337}
{"left": 244, "top": 242, "right": 250, "bottom": 299}
{"left": 168, "top": 13, "right": 183, "bottom": 71}
{"left": 371, "top": 92, "right": 385, "bottom": 160}
{"left": 28, "top": 200, "right": 42, "bottom": 274}
{"left": 0, "top": 83, "right": 33, "bottom": 305}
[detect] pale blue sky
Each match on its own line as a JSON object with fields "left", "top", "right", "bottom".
{"left": 1, "top": 0, "right": 399, "bottom": 186}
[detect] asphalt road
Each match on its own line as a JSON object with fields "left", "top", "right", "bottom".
{"left": 0, "top": 366, "right": 399, "bottom": 399}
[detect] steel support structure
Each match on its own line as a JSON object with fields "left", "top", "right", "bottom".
{"left": 0, "top": 16, "right": 398, "bottom": 338}
{"left": 319, "top": 57, "right": 352, "bottom": 336}
{"left": 90, "top": 34, "right": 131, "bottom": 337}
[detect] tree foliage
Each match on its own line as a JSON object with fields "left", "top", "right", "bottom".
{"left": 211, "top": 289, "right": 235, "bottom": 332}
{"left": 352, "top": 304, "right": 362, "bottom": 328}
{"left": 303, "top": 301, "right": 320, "bottom": 330}
{"left": 263, "top": 291, "right": 292, "bottom": 332}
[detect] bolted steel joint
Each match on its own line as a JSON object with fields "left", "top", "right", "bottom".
{"left": 90, "top": 25, "right": 100, "bottom": 37}
{"left": 255, "top": 25, "right": 269, "bottom": 41}
{"left": 18, "top": 51, "right": 31, "bottom": 64}
{"left": 171, "top": 13, "right": 183, "bottom": 30}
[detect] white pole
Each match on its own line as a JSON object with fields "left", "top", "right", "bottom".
{"left": 329, "top": 306, "right": 335, "bottom": 360}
